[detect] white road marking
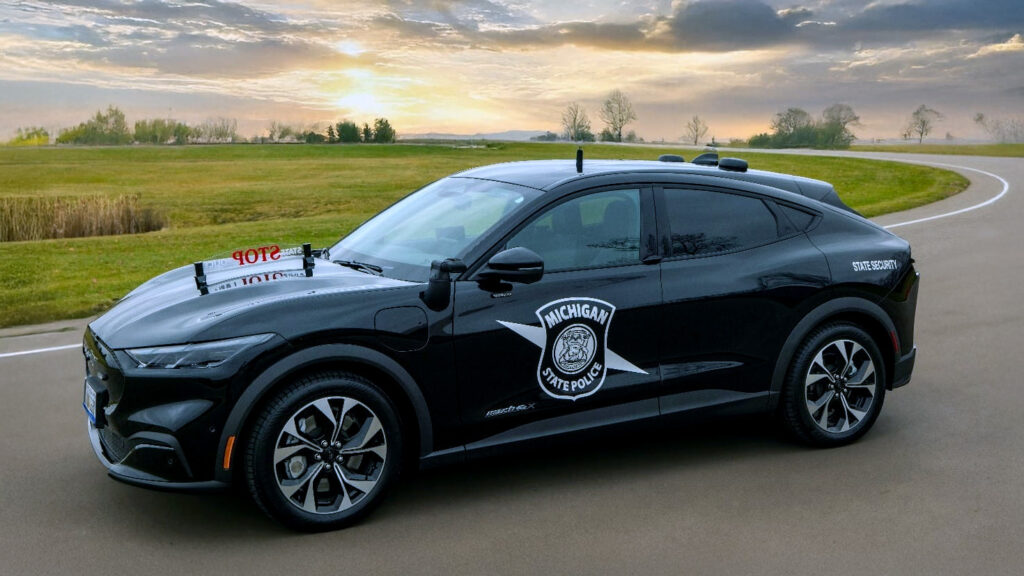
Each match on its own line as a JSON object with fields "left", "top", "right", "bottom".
{"left": 0, "top": 343, "right": 80, "bottom": 359}
{"left": 884, "top": 162, "right": 1011, "bottom": 230}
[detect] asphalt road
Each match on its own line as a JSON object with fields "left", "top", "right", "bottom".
{"left": 1, "top": 152, "right": 1022, "bottom": 575}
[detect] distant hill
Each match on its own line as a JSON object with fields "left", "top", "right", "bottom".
{"left": 400, "top": 130, "right": 549, "bottom": 142}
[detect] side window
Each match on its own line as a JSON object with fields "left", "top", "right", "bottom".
{"left": 508, "top": 189, "right": 641, "bottom": 272}
{"left": 779, "top": 204, "right": 816, "bottom": 231}
{"left": 664, "top": 188, "right": 778, "bottom": 257}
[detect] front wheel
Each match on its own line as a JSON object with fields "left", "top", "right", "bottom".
{"left": 245, "top": 372, "right": 402, "bottom": 531}
{"left": 780, "top": 323, "right": 887, "bottom": 447}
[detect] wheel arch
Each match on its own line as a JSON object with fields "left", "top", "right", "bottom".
{"left": 214, "top": 343, "right": 433, "bottom": 484}
{"left": 769, "top": 297, "right": 898, "bottom": 410}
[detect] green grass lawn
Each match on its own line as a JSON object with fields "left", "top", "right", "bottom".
{"left": 0, "top": 142, "right": 967, "bottom": 327}
{"left": 850, "top": 142, "right": 1024, "bottom": 157}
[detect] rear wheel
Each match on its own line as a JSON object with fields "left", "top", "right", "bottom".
{"left": 245, "top": 372, "right": 402, "bottom": 531}
{"left": 780, "top": 323, "right": 886, "bottom": 447}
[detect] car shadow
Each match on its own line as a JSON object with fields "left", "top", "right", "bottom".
{"left": 100, "top": 414, "right": 800, "bottom": 540}
{"left": 384, "top": 414, "right": 789, "bottom": 512}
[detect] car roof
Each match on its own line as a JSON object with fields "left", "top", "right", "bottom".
{"left": 451, "top": 159, "right": 856, "bottom": 215}
{"left": 454, "top": 159, "right": 798, "bottom": 191}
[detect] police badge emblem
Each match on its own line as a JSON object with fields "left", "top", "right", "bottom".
{"left": 535, "top": 298, "right": 612, "bottom": 399}
{"left": 499, "top": 297, "right": 646, "bottom": 401}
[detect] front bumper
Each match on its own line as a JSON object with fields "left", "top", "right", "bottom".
{"left": 87, "top": 420, "right": 227, "bottom": 492}
{"left": 82, "top": 328, "right": 285, "bottom": 491}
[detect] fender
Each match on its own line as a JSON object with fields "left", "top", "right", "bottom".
{"left": 214, "top": 343, "right": 434, "bottom": 483}
{"left": 768, "top": 296, "right": 897, "bottom": 409}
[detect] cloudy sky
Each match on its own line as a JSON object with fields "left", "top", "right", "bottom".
{"left": 0, "top": 0, "right": 1021, "bottom": 141}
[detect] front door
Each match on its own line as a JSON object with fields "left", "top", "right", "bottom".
{"left": 453, "top": 187, "right": 662, "bottom": 448}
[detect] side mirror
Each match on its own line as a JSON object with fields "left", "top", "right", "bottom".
{"left": 479, "top": 247, "right": 544, "bottom": 285}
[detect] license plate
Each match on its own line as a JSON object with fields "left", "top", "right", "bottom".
{"left": 84, "top": 383, "right": 98, "bottom": 424}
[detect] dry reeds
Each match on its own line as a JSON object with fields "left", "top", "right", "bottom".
{"left": 0, "top": 194, "right": 166, "bottom": 242}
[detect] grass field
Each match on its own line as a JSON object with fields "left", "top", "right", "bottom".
{"left": 850, "top": 142, "right": 1024, "bottom": 157}
{"left": 0, "top": 142, "right": 968, "bottom": 327}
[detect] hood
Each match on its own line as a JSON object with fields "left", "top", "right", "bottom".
{"left": 90, "top": 255, "right": 414, "bottom": 349}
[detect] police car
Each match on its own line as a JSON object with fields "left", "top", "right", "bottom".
{"left": 82, "top": 151, "right": 919, "bottom": 531}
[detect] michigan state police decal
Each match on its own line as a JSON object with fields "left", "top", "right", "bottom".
{"left": 536, "top": 298, "right": 611, "bottom": 399}
{"left": 498, "top": 297, "right": 646, "bottom": 401}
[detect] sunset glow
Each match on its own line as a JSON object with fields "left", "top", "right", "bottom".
{"left": 0, "top": 1, "right": 1021, "bottom": 140}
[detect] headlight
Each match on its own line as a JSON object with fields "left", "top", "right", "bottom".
{"left": 125, "top": 334, "right": 274, "bottom": 369}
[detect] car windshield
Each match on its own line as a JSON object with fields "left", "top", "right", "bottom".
{"left": 328, "top": 177, "right": 543, "bottom": 282}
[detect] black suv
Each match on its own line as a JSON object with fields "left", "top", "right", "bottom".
{"left": 82, "top": 154, "right": 918, "bottom": 531}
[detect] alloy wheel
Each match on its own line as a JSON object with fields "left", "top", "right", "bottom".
{"left": 272, "top": 396, "right": 387, "bottom": 514}
{"left": 804, "top": 338, "right": 878, "bottom": 434}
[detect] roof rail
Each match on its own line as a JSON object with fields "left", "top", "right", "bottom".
{"left": 657, "top": 154, "right": 686, "bottom": 163}
{"left": 718, "top": 157, "right": 748, "bottom": 173}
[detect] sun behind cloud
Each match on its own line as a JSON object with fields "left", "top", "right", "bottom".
{"left": 334, "top": 92, "right": 386, "bottom": 117}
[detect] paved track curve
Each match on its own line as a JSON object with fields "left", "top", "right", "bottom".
{"left": 1, "top": 152, "right": 1021, "bottom": 575}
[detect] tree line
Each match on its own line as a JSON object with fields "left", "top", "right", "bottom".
{"left": 748, "top": 104, "right": 861, "bottom": 149}
{"left": 552, "top": 94, "right": 1022, "bottom": 149}
{"left": 551, "top": 91, "right": 856, "bottom": 148}
{"left": 51, "top": 106, "right": 241, "bottom": 145}
{"left": 323, "top": 118, "right": 396, "bottom": 144}
{"left": 6, "top": 127, "right": 50, "bottom": 147}
{"left": 745, "top": 103, "right": 1020, "bottom": 148}
{"left": 6, "top": 101, "right": 1021, "bottom": 148}
{"left": 260, "top": 118, "right": 396, "bottom": 144}
{"left": 551, "top": 90, "right": 723, "bottom": 147}
{"left": 5, "top": 105, "right": 398, "bottom": 146}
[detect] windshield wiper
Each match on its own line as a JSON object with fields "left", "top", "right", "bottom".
{"left": 333, "top": 259, "right": 383, "bottom": 276}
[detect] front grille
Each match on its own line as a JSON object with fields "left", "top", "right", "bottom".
{"left": 99, "top": 427, "right": 131, "bottom": 463}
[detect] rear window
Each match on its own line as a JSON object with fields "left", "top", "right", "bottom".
{"left": 663, "top": 188, "right": 779, "bottom": 257}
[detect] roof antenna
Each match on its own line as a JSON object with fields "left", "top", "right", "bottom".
{"left": 576, "top": 147, "right": 583, "bottom": 173}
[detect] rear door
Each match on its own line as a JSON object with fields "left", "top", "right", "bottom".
{"left": 453, "top": 187, "right": 663, "bottom": 448}
{"left": 655, "top": 185, "right": 831, "bottom": 414}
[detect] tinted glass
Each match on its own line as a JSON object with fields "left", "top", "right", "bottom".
{"left": 664, "top": 188, "right": 778, "bottom": 257}
{"left": 508, "top": 189, "right": 641, "bottom": 272}
{"left": 329, "top": 177, "right": 542, "bottom": 281}
{"left": 780, "top": 204, "right": 815, "bottom": 231}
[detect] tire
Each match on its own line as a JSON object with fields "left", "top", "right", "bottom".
{"left": 780, "top": 322, "right": 887, "bottom": 447}
{"left": 245, "top": 371, "right": 403, "bottom": 532}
